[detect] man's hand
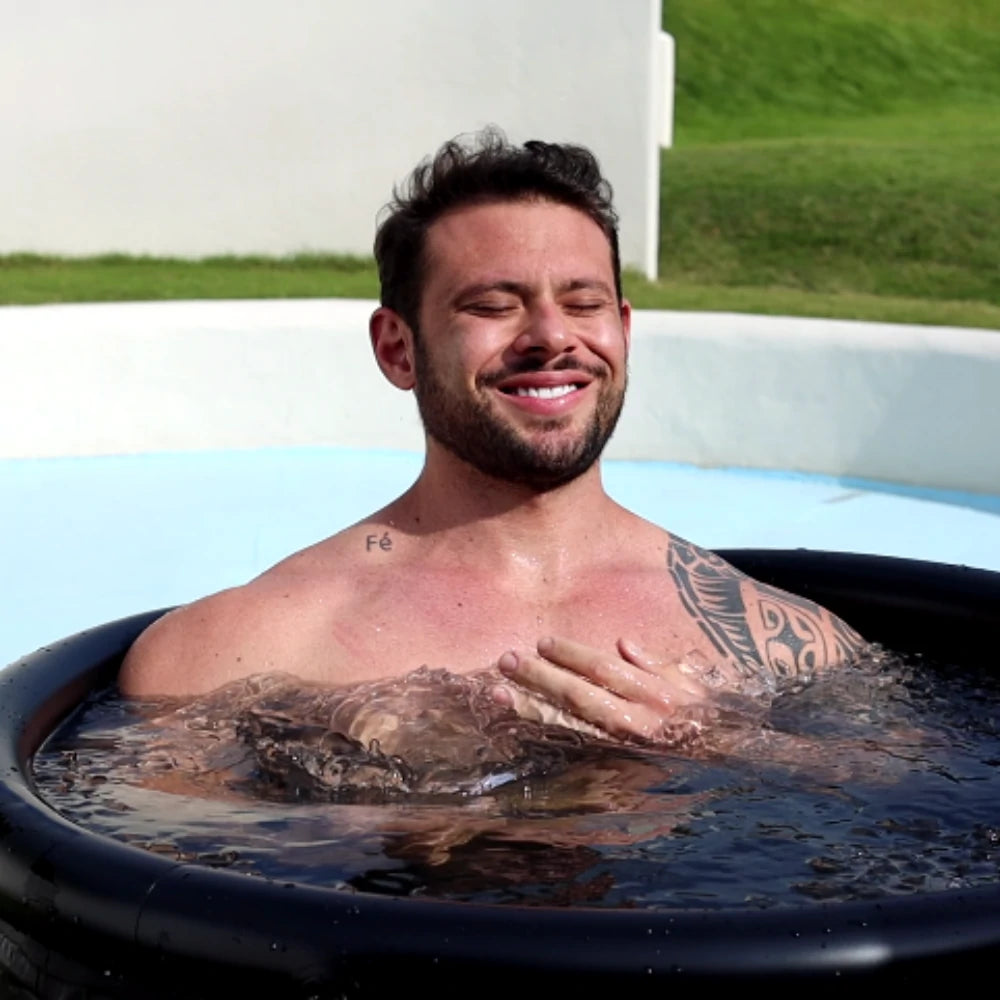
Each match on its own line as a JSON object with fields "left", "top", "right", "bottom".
{"left": 492, "top": 636, "right": 713, "bottom": 744}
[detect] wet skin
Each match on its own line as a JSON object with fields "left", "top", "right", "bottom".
{"left": 119, "top": 199, "right": 865, "bottom": 743}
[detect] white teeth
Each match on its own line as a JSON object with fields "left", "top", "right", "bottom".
{"left": 512, "top": 384, "right": 578, "bottom": 399}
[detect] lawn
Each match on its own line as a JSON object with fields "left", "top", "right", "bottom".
{"left": 651, "top": 0, "right": 1000, "bottom": 327}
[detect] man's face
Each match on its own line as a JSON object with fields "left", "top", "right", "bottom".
{"left": 410, "top": 198, "right": 631, "bottom": 490}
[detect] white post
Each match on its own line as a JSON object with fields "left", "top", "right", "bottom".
{"left": 660, "top": 31, "right": 676, "bottom": 148}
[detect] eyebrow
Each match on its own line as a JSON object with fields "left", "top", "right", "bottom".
{"left": 559, "top": 278, "right": 616, "bottom": 297}
{"left": 454, "top": 281, "right": 528, "bottom": 301}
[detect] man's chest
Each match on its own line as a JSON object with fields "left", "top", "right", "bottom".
{"left": 307, "top": 570, "right": 716, "bottom": 685}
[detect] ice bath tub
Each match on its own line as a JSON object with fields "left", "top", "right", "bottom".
{"left": 2, "top": 550, "right": 1000, "bottom": 997}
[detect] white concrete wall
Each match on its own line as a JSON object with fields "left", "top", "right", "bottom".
{"left": 3, "top": 300, "right": 999, "bottom": 496}
{"left": 624, "top": 312, "right": 1000, "bottom": 495}
{"left": 2, "top": 0, "right": 663, "bottom": 277}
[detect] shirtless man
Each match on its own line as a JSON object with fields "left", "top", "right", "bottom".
{"left": 120, "top": 130, "right": 864, "bottom": 741}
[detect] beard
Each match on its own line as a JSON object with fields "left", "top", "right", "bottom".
{"left": 412, "top": 343, "right": 626, "bottom": 491}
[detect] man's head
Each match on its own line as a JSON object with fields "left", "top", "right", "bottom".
{"left": 370, "top": 130, "right": 629, "bottom": 492}
{"left": 374, "top": 128, "right": 622, "bottom": 334}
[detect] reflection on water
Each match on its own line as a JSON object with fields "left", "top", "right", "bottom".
{"left": 32, "top": 653, "right": 1000, "bottom": 909}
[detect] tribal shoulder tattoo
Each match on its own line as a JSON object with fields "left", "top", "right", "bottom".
{"left": 667, "top": 536, "right": 866, "bottom": 681}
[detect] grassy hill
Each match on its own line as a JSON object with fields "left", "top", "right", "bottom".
{"left": 667, "top": 0, "right": 1000, "bottom": 141}
{"left": 653, "top": 0, "right": 1000, "bottom": 324}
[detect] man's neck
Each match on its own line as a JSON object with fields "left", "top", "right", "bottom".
{"left": 380, "top": 449, "right": 624, "bottom": 582}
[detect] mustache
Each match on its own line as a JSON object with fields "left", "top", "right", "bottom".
{"left": 478, "top": 357, "right": 609, "bottom": 389}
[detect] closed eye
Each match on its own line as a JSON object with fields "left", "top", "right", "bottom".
{"left": 463, "top": 300, "right": 518, "bottom": 316}
{"left": 564, "top": 299, "right": 607, "bottom": 315}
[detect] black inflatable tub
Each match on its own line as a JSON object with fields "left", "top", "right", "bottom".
{"left": 1, "top": 550, "right": 999, "bottom": 997}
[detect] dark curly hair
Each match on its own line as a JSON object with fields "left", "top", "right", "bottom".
{"left": 373, "top": 128, "right": 621, "bottom": 332}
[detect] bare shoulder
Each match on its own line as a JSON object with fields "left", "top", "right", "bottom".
{"left": 118, "top": 542, "right": 360, "bottom": 699}
{"left": 664, "top": 533, "right": 867, "bottom": 679}
{"left": 118, "top": 515, "right": 410, "bottom": 698}
{"left": 119, "top": 587, "right": 253, "bottom": 697}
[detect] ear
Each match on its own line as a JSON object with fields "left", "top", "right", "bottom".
{"left": 620, "top": 298, "right": 632, "bottom": 354}
{"left": 370, "top": 307, "right": 417, "bottom": 390}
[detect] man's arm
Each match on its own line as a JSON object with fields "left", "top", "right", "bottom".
{"left": 666, "top": 535, "right": 866, "bottom": 682}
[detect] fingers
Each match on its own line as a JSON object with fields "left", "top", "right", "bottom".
{"left": 497, "top": 648, "right": 667, "bottom": 742}
{"left": 537, "top": 636, "right": 705, "bottom": 709}
{"left": 494, "top": 637, "right": 716, "bottom": 744}
{"left": 536, "top": 636, "right": 666, "bottom": 706}
{"left": 617, "top": 638, "right": 710, "bottom": 704}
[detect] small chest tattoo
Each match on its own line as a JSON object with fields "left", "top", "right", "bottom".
{"left": 365, "top": 532, "right": 393, "bottom": 553}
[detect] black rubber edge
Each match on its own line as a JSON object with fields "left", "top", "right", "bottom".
{"left": 1, "top": 551, "right": 999, "bottom": 997}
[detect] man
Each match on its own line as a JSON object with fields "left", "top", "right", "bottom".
{"left": 120, "top": 130, "right": 864, "bottom": 742}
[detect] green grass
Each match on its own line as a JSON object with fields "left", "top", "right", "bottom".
{"left": 3, "top": 1, "right": 999, "bottom": 329}
{"left": 623, "top": 274, "right": 1000, "bottom": 330}
{"left": 652, "top": 0, "right": 1000, "bottom": 324}
{"left": 664, "top": 0, "right": 1000, "bottom": 143}
{"left": 0, "top": 254, "right": 379, "bottom": 305}
{"left": 659, "top": 129, "right": 1000, "bottom": 303}
{"left": 6, "top": 254, "right": 999, "bottom": 330}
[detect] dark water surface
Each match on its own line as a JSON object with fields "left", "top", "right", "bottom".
{"left": 31, "top": 653, "right": 1000, "bottom": 910}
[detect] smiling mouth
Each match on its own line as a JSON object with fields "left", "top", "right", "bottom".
{"left": 505, "top": 384, "right": 581, "bottom": 400}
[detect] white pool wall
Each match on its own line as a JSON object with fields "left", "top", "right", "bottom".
{"left": 2, "top": 300, "right": 999, "bottom": 496}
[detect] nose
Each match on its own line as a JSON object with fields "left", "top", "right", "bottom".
{"left": 512, "top": 300, "right": 573, "bottom": 356}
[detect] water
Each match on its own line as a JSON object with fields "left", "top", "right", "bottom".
{"left": 31, "top": 653, "right": 1000, "bottom": 910}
